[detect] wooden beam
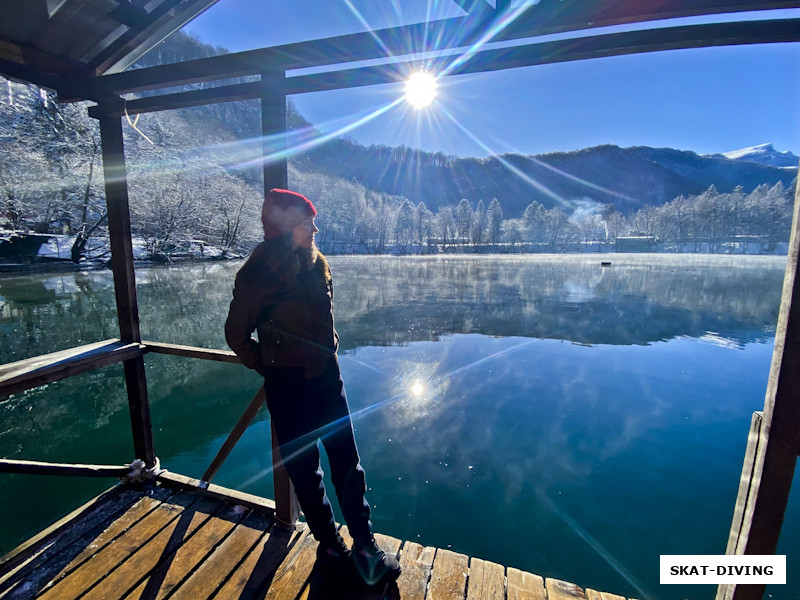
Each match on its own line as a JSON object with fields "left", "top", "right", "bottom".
{"left": 719, "top": 162, "right": 800, "bottom": 600}
{"left": 0, "top": 41, "right": 120, "bottom": 104}
{"left": 0, "top": 339, "right": 145, "bottom": 400}
{"left": 143, "top": 341, "right": 240, "bottom": 363}
{"left": 88, "top": 0, "right": 800, "bottom": 97}
{"left": 155, "top": 471, "right": 278, "bottom": 516}
{"left": 0, "top": 459, "right": 131, "bottom": 478}
{"left": 202, "top": 387, "right": 266, "bottom": 483}
{"left": 281, "top": 19, "right": 800, "bottom": 95}
{"left": 88, "top": 19, "right": 800, "bottom": 118}
{"left": 87, "top": 79, "right": 261, "bottom": 118}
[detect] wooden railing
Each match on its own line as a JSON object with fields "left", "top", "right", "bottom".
{"left": 0, "top": 339, "right": 300, "bottom": 527}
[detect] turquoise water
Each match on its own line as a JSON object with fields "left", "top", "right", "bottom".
{"left": 1, "top": 254, "right": 797, "bottom": 599}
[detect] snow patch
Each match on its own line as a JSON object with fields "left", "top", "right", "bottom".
{"left": 714, "top": 143, "right": 799, "bottom": 168}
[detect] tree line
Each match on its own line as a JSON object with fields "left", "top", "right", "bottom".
{"left": 300, "top": 174, "right": 793, "bottom": 255}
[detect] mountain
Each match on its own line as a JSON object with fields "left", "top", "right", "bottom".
{"left": 706, "top": 143, "right": 800, "bottom": 169}
{"left": 304, "top": 139, "right": 797, "bottom": 217}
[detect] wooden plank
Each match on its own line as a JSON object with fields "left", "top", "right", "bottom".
{"left": 586, "top": 590, "right": 627, "bottom": 600}
{"left": 117, "top": 502, "right": 244, "bottom": 600}
{"left": 63, "top": 490, "right": 187, "bottom": 571}
{"left": 0, "top": 459, "right": 131, "bottom": 478}
{"left": 507, "top": 568, "right": 546, "bottom": 600}
{"left": 78, "top": 495, "right": 221, "bottom": 600}
{"left": 428, "top": 549, "right": 469, "bottom": 600}
{"left": 0, "top": 485, "right": 142, "bottom": 592}
{"left": 263, "top": 527, "right": 320, "bottom": 600}
{"left": 394, "top": 542, "right": 436, "bottom": 600}
{"left": 546, "top": 578, "right": 587, "bottom": 600}
{"left": 143, "top": 341, "right": 240, "bottom": 363}
{"left": 156, "top": 471, "right": 277, "bottom": 516}
{"left": 167, "top": 511, "right": 273, "bottom": 600}
{"left": 0, "top": 339, "right": 145, "bottom": 400}
{"left": 466, "top": 557, "right": 505, "bottom": 600}
{"left": 33, "top": 491, "right": 202, "bottom": 600}
{"left": 213, "top": 524, "right": 306, "bottom": 599}
{"left": 722, "top": 412, "right": 764, "bottom": 557}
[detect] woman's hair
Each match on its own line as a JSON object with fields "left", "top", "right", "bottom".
{"left": 260, "top": 233, "right": 326, "bottom": 287}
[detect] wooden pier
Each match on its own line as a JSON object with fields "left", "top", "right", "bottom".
{"left": 0, "top": 480, "right": 628, "bottom": 600}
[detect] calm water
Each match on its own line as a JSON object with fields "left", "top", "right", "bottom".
{"left": 1, "top": 254, "right": 798, "bottom": 600}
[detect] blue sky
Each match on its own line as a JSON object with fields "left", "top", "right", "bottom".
{"left": 183, "top": 1, "right": 800, "bottom": 159}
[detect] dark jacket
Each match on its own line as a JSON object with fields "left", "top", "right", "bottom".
{"left": 225, "top": 240, "right": 338, "bottom": 376}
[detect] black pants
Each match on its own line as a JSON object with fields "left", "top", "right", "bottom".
{"left": 264, "top": 355, "right": 372, "bottom": 545}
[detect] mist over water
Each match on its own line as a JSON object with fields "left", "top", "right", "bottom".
{"left": 1, "top": 254, "right": 797, "bottom": 599}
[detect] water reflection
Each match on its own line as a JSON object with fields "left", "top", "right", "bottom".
{"left": 0, "top": 254, "right": 793, "bottom": 600}
{"left": 0, "top": 254, "right": 784, "bottom": 365}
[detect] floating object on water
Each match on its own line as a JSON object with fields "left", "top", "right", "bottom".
{"left": 600, "top": 261, "right": 612, "bottom": 267}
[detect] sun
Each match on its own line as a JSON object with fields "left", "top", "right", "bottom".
{"left": 404, "top": 71, "right": 438, "bottom": 109}
{"left": 410, "top": 381, "right": 425, "bottom": 397}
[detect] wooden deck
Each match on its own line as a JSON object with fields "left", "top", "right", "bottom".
{"left": 0, "top": 481, "right": 631, "bottom": 600}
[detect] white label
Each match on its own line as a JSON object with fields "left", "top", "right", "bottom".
{"left": 660, "top": 555, "right": 786, "bottom": 584}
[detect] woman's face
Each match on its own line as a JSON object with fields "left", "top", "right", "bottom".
{"left": 292, "top": 217, "right": 319, "bottom": 248}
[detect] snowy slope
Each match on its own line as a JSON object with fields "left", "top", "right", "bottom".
{"left": 711, "top": 143, "right": 799, "bottom": 169}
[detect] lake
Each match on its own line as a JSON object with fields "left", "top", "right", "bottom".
{"left": 1, "top": 253, "right": 798, "bottom": 600}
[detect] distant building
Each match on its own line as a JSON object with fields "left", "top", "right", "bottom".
{"left": 615, "top": 235, "right": 655, "bottom": 252}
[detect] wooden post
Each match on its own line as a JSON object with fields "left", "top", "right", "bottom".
{"left": 259, "top": 68, "right": 299, "bottom": 527}
{"left": 99, "top": 115, "right": 156, "bottom": 469}
{"left": 260, "top": 68, "right": 288, "bottom": 192}
{"left": 718, "top": 178, "right": 800, "bottom": 600}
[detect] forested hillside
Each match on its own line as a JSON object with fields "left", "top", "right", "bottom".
{"left": 1, "top": 30, "right": 797, "bottom": 262}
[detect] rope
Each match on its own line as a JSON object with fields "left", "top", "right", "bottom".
{"left": 124, "top": 100, "right": 155, "bottom": 145}
{"left": 123, "top": 457, "right": 163, "bottom": 483}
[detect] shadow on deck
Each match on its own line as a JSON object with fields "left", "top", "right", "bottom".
{"left": 0, "top": 481, "right": 631, "bottom": 600}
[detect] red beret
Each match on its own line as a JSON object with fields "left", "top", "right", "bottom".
{"left": 261, "top": 189, "right": 317, "bottom": 239}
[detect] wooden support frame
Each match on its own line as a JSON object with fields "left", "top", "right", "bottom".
{"left": 86, "top": 18, "right": 800, "bottom": 119}
{"left": 84, "top": 0, "right": 800, "bottom": 98}
{"left": 717, "top": 171, "right": 800, "bottom": 600}
{"left": 142, "top": 340, "right": 300, "bottom": 527}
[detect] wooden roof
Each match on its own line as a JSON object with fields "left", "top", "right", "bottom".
{"left": 0, "top": 0, "right": 219, "bottom": 100}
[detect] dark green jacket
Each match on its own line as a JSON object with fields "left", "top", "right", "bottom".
{"left": 225, "top": 241, "right": 338, "bottom": 375}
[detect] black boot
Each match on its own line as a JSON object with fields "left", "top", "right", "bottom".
{"left": 316, "top": 533, "right": 351, "bottom": 565}
{"left": 352, "top": 535, "right": 401, "bottom": 586}
{"left": 316, "top": 533, "right": 361, "bottom": 582}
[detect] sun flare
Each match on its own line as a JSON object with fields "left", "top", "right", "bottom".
{"left": 410, "top": 381, "right": 425, "bottom": 397}
{"left": 404, "top": 72, "right": 438, "bottom": 109}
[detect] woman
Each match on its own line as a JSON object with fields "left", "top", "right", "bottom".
{"left": 225, "top": 188, "right": 400, "bottom": 585}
